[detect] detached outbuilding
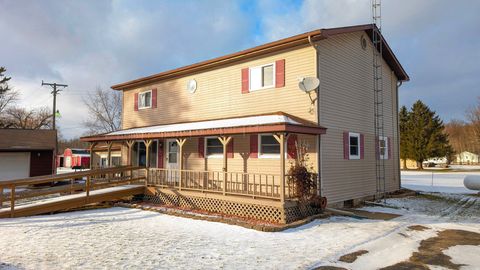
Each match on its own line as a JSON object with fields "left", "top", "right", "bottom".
{"left": 0, "top": 129, "right": 56, "bottom": 180}
{"left": 59, "top": 148, "right": 90, "bottom": 168}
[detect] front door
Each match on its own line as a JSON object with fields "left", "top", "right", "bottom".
{"left": 166, "top": 139, "right": 179, "bottom": 184}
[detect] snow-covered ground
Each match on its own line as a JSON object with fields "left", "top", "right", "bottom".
{"left": 1, "top": 192, "right": 479, "bottom": 270}
{"left": 401, "top": 170, "right": 480, "bottom": 194}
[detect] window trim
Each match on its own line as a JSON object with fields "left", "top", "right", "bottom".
{"left": 205, "top": 136, "right": 224, "bottom": 159}
{"left": 249, "top": 62, "right": 276, "bottom": 92}
{"left": 378, "top": 136, "right": 388, "bottom": 160}
{"left": 348, "top": 132, "right": 361, "bottom": 160}
{"left": 138, "top": 90, "right": 152, "bottom": 110}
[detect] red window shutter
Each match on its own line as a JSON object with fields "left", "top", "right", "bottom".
{"left": 157, "top": 140, "right": 164, "bottom": 168}
{"left": 388, "top": 137, "right": 392, "bottom": 159}
{"left": 343, "top": 131, "right": 349, "bottom": 160}
{"left": 241, "top": 68, "right": 249, "bottom": 94}
{"left": 275, "top": 59, "right": 285, "bottom": 88}
{"left": 198, "top": 137, "right": 205, "bottom": 158}
{"left": 287, "top": 134, "right": 297, "bottom": 159}
{"left": 249, "top": 134, "right": 258, "bottom": 158}
{"left": 134, "top": 93, "right": 139, "bottom": 111}
{"left": 360, "top": 134, "right": 365, "bottom": 159}
{"left": 152, "top": 88, "right": 157, "bottom": 108}
{"left": 227, "top": 138, "right": 234, "bottom": 158}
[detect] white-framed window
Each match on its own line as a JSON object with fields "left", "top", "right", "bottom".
{"left": 205, "top": 137, "right": 223, "bottom": 158}
{"left": 249, "top": 63, "right": 275, "bottom": 91}
{"left": 138, "top": 90, "right": 152, "bottom": 109}
{"left": 259, "top": 134, "right": 281, "bottom": 158}
{"left": 378, "top": 136, "right": 388, "bottom": 160}
{"left": 349, "top": 132, "right": 361, "bottom": 160}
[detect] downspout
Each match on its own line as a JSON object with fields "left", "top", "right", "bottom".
{"left": 308, "top": 35, "right": 323, "bottom": 197}
{"left": 396, "top": 80, "right": 403, "bottom": 190}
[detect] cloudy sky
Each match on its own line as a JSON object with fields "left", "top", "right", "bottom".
{"left": 1, "top": 0, "right": 479, "bottom": 139}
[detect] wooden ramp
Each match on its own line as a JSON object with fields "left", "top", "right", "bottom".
{"left": 0, "top": 166, "right": 146, "bottom": 219}
{"left": 0, "top": 185, "right": 144, "bottom": 218}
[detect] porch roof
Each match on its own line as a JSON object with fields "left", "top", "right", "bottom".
{"left": 81, "top": 112, "right": 326, "bottom": 142}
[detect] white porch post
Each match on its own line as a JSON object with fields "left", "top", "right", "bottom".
{"left": 218, "top": 136, "right": 232, "bottom": 196}
{"left": 273, "top": 133, "right": 286, "bottom": 203}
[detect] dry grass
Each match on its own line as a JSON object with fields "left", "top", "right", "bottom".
{"left": 381, "top": 229, "right": 480, "bottom": 270}
{"left": 338, "top": 250, "right": 369, "bottom": 263}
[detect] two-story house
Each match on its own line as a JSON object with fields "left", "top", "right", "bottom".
{"left": 82, "top": 24, "right": 409, "bottom": 224}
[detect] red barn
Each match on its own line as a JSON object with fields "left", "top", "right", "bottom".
{"left": 60, "top": 148, "right": 90, "bottom": 168}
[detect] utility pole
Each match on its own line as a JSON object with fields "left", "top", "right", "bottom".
{"left": 41, "top": 81, "right": 67, "bottom": 130}
{"left": 42, "top": 81, "right": 67, "bottom": 174}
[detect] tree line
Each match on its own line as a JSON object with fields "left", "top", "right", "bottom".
{"left": 400, "top": 99, "right": 480, "bottom": 169}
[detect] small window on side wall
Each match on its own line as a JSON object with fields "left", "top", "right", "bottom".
{"left": 205, "top": 137, "right": 223, "bottom": 158}
{"left": 349, "top": 132, "right": 361, "bottom": 160}
{"left": 378, "top": 136, "right": 388, "bottom": 160}
{"left": 138, "top": 90, "right": 152, "bottom": 109}
{"left": 249, "top": 63, "right": 275, "bottom": 91}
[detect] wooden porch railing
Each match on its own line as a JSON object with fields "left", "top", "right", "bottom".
{"left": 0, "top": 166, "right": 146, "bottom": 217}
{"left": 147, "top": 168, "right": 305, "bottom": 200}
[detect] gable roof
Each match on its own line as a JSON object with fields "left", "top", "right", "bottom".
{"left": 111, "top": 24, "right": 409, "bottom": 91}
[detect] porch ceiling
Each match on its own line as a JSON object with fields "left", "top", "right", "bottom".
{"left": 80, "top": 112, "right": 326, "bottom": 142}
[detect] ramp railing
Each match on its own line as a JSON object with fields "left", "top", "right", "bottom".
{"left": 0, "top": 166, "right": 146, "bottom": 217}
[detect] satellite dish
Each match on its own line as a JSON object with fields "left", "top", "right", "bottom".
{"left": 298, "top": 77, "right": 320, "bottom": 93}
{"left": 187, "top": 79, "right": 197, "bottom": 93}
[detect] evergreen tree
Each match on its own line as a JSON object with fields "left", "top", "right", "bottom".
{"left": 399, "top": 105, "right": 410, "bottom": 169}
{"left": 0, "top": 67, "right": 11, "bottom": 94}
{"left": 407, "top": 100, "right": 452, "bottom": 169}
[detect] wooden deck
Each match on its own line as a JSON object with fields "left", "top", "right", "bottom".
{"left": 0, "top": 166, "right": 146, "bottom": 218}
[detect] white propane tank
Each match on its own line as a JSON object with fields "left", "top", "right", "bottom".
{"left": 464, "top": 175, "right": 480, "bottom": 191}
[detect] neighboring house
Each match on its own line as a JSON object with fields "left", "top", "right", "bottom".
{"left": 455, "top": 151, "right": 479, "bottom": 164}
{"left": 82, "top": 24, "right": 409, "bottom": 223}
{"left": 57, "top": 148, "right": 90, "bottom": 168}
{"left": 0, "top": 129, "right": 56, "bottom": 180}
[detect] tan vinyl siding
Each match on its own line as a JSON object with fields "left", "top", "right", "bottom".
{"left": 122, "top": 46, "right": 317, "bottom": 129}
{"left": 318, "top": 32, "right": 400, "bottom": 203}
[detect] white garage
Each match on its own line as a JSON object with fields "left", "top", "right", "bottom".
{"left": 0, "top": 152, "right": 31, "bottom": 180}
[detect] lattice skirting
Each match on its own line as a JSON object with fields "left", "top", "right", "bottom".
{"left": 143, "top": 190, "right": 321, "bottom": 224}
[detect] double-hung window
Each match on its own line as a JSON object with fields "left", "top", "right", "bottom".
{"left": 205, "top": 137, "right": 223, "bottom": 158}
{"left": 249, "top": 63, "right": 275, "bottom": 91}
{"left": 349, "top": 132, "right": 360, "bottom": 160}
{"left": 259, "top": 134, "right": 280, "bottom": 158}
{"left": 138, "top": 90, "right": 152, "bottom": 109}
{"left": 378, "top": 136, "right": 388, "bottom": 160}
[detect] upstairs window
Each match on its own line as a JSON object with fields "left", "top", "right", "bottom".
{"left": 138, "top": 90, "right": 152, "bottom": 109}
{"left": 259, "top": 134, "right": 280, "bottom": 158}
{"left": 349, "top": 132, "right": 360, "bottom": 160}
{"left": 206, "top": 137, "right": 223, "bottom": 158}
{"left": 249, "top": 63, "right": 275, "bottom": 91}
{"left": 378, "top": 136, "right": 388, "bottom": 160}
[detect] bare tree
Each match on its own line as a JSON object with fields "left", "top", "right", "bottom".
{"left": 4, "top": 106, "right": 52, "bottom": 129}
{"left": 467, "top": 97, "right": 480, "bottom": 153}
{"left": 83, "top": 87, "right": 121, "bottom": 135}
{"left": 0, "top": 67, "right": 19, "bottom": 125}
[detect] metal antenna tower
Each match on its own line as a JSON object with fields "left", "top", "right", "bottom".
{"left": 372, "top": 0, "right": 386, "bottom": 199}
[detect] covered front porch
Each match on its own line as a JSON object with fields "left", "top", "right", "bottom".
{"left": 82, "top": 113, "right": 326, "bottom": 223}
